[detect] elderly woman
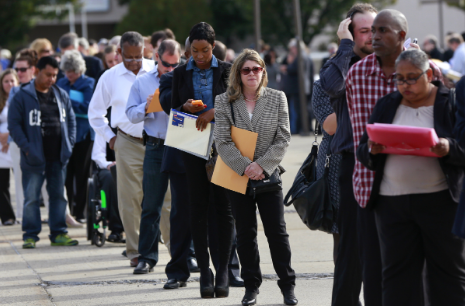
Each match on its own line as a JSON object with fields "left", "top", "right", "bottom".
{"left": 57, "top": 50, "right": 95, "bottom": 223}
{"left": 357, "top": 49, "right": 465, "bottom": 306}
{"left": 215, "top": 49, "right": 297, "bottom": 306}
{"left": 0, "top": 69, "right": 19, "bottom": 225}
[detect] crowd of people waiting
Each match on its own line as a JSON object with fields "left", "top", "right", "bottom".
{"left": 1, "top": 3, "right": 465, "bottom": 306}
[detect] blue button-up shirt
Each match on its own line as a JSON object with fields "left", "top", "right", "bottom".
{"left": 125, "top": 66, "right": 169, "bottom": 139}
{"left": 186, "top": 55, "right": 218, "bottom": 115}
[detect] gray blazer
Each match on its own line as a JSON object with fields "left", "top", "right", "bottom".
{"left": 214, "top": 87, "right": 291, "bottom": 177}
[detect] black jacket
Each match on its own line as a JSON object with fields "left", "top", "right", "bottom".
{"left": 171, "top": 59, "right": 231, "bottom": 112}
{"left": 357, "top": 81, "right": 465, "bottom": 208}
{"left": 453, "top": 76, "right": 465, "bottom": 238}
{"left": 159, "top": 71, "right": 186, "bottom": 174}
{"left": 319, "top": 39, "right": 361, "bottom": 154}
{"left": 83, "top": 55, "right": 104, "bottom": 80}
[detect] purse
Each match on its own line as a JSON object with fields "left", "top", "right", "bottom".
{"left": 284, "top": 122, "right": 335, "bottom": 233}
{"left": 229, "top": 102, "right": 283, "bottom": 198}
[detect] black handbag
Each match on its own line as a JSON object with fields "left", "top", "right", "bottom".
{"left": 284, "top": 123, "right": 335, "bottom": 233}
{"left": 229, "top": 102, "right": 282, "bottom": 198}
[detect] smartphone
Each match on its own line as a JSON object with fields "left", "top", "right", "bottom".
{"left": 413, "top": 38, "right": 418, "bottom": 44}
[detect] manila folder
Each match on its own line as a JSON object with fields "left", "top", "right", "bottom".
{"left": 146, "top": 88, "right": 163, "bottom": 113}
{"left": 211, "top": 126, "right": 258, "bottom": 194}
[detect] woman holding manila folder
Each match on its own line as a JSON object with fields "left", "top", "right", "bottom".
{"left": 214, "top": 49, "right": 298, "bottom": 306}
{"left": 357, "top": 49, "right": 465, "bottom": 305}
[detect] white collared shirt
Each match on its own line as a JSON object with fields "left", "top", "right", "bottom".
{"left": 88, "top": 59, "right": 155, "bottom": 141}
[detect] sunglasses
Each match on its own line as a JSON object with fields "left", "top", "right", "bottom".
{"left": 15, "top": 67, "right": 30, "bottom": 73}
{"left": 240, "top": 66, "right": 264, "bottom": 75}
{"left": 159, "top": 58, "right": 179, "bottom": 68}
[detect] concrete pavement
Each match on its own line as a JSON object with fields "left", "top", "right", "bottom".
{"left": 0, "top": 135, "right": 347, "bottom": 306}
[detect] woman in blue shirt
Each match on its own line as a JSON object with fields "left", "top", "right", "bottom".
{"left": 171, "top": 22, "right": 233, "bottom": 299}
{"left": 57, "top": 50, "right": 95, "bottom": 223}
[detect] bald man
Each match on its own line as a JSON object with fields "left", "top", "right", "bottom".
{"left": 346, "top": 9, "right": 443, "bottom": 306}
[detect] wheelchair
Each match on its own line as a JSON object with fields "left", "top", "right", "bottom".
{"left": 86, "top": 173, "right": 109, "bottom": 247}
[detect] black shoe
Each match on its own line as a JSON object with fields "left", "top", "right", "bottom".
{"left": 107, "top": 232, "right": 125, "bottom": 243}
{"left": 200, "top": 269, "right": 214, "bottom": 298}
{"left": 122, "top": 250, "right": 127, "bottom": 258}
{"left": 2, "top": 219, "right": 14, "bottom": 226}
{"left": 133, "top": 261, "right": 153, "bottom": 274}
{"left": 215, "top": 271, "right": 229, "bottom": 298}
{"left": 282, "top": 288, "right": 298, "bottom": 305}
{"left": 187, "top": 258, "right": 200, "bottom": 273}
{"left": 229, "top": 271, "right": 244, "bottom": 287}
{"left": 163, "top": 279, "right": 187, "bottom": 289}
{"left": 242, "top": 290, "right": 258, "bottom": 306}
{"left": 76, "top": 218, "right": 86, "bottom": 224}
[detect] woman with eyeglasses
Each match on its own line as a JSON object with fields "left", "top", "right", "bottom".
{"left": 357, "top": 49, "right": 465, "bottom": 305}
{"left": 0, "top": 69, "right": 19, "bottom": 225}
{"left": 57, "top": 50, "right": 95, "bottom": 224}
{"left": 214, "top": 49, "right": 297, "bottom": 306}
{"left": 171, "top": 22, "right": 234, "bottom": 299}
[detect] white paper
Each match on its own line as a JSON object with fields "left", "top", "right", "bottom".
{"left": 164, "top": 109, "right": 214, "bottom": 159}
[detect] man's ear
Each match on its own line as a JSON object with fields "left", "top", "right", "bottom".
{"left": 118, "top": 47, "right": 122, "bottom": 56}
{"left": 399, "top": 30, "right": 407, "bottom": 42}
{"left": 155, "top": 53, "right": 159, "bottom": 61}
{"left": 426, "top": 68, "right": 433, "bottom": 82}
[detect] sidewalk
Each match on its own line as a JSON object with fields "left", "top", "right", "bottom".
{"left": 0, "top": 135, "right": 341, "bottom": 306}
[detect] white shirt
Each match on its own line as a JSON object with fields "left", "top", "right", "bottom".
{"left": 88, "top": 59, "right": 155, "bottom": 142}
{"left": 91, "top": 132, "right": 112, "bottom": 169}
{"left": 450, "top": 43, "right": 465, "bottom": 76}
{"left": 0, "top": 105, "right": 12, "bottom": 168}
{"left": 380, "top": 104, "right": 448, "bottom": 196}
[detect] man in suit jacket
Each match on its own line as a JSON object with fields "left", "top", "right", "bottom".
{"left": 58, "top": 33, "right": 104, "bottom": 80}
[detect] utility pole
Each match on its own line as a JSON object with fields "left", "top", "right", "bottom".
{"left": 292, "top": 0, "right": 309, "bottom": 135}
{"left": 81, "top": 7, "right": 88, "bottom": 39}
{"left": 254, "top": 0, "right": 261, "bottom": 52}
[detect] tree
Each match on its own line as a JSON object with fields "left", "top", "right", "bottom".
{"left": 0, "top": 0, "right": 79, "bottom": 50}
{"left": 115, "top": 0, "right": 212, "bottom": 42}
{"left": 116, "top": 0, "right": 395, "bottom": 48}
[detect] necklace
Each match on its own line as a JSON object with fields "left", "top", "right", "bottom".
{"left": 245, "top": 97, "right": 256, "bottom": 102}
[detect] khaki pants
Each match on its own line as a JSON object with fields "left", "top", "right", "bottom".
{"left": 160, "top": 188, "right": 171, "bottom": 255}
{"left": 114, "top": 132, "right": 145, "bottom": 260}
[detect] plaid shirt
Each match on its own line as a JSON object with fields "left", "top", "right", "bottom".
{"left": 346, "top": 53, "right": 443, "bottom": 208}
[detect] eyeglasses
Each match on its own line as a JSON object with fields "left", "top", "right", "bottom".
{"left": 122, "top": 54, "right": 143, "bottom": 62}
{"left": 240, "top": 67, "right": 264, "bottom": 75}
{"left": 159, "top": 57, "right": 179, "bottom": 68}
{"left": 15, "top": 67, "right": 31, "bottom": 73}
{"left": 393, "top": 71, "right": 426, "bottom": 85}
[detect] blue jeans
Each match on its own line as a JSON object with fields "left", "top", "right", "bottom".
{"left": 138, "top": 141, "right": 169, "bottom": 266}
{"left": 22, "top": 161, "right": 68, "bottom": 242}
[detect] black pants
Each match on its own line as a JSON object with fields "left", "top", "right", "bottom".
{"left": 181, "top": 152, "right": 234, "bottom": 274}
{"left": 165, "top": 172, "right": 193, "bottom": 281}
{"left": 331, "top": 152, "right": 362, "bottom": 306}
{"left": 66, "top": 134, "right": 93, "bottom": 219}
{"left": 208, "top": 186, "right": 241, "bottom": 277}
{"left": 376, "top": 190, "right": 465, "bottom": 306}
{"left": 0, "top": 168, "right": 15, "bottom": 223}
{"left": 227, "top": 189, "right": 295, "bottom": 292}
{"left": 96, "top": 169, "right": 123, "bottom": 233}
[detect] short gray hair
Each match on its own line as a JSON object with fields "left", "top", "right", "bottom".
{"left": 120, "top": 31, "right": 144, "bottom": 49}
{"left": 78, "top": 37, "right": 89, "bottom": 50}
{"left": 395, "top": 49, "right": 429, "bottom": 71}
{"left": 60, "top": 50, "right": 86, "bottom": 74}
{"left": 58, "top": 33, "right": 79, "bottom": 50}
{"left": 158, "top": 39, "right": 181, "bottom": 57}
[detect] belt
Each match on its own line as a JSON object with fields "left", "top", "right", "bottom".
{"left": 147, "top": 135, "right": 165, "bottom": 145}
{"left": 117, "top": 128, "right": 143, "bottom": 141}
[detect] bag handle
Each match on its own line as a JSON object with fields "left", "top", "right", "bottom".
{"left": 230, "top": 102, "right": 236, "bottom": 126}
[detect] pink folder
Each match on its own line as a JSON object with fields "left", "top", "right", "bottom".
{"left": 366, "top": 123, "right": 440, "bottom": 157}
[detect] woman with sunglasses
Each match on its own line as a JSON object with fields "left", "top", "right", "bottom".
{"left": 214, "top": 49, "right": 297, "bottom": 306}
{"left": 357, "top": 49, "right": 465, "bottom": 305}
{"left": 171, "top": 22, "right": 234, "bottom": 299}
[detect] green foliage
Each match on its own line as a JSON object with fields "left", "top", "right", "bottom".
{"left": 116, "top": 0, "right": 395, "bottom": 48}
{"left": 0, "top": 0, "right": 79, "bottom": 49}
{"left": 115, "top": 0, "right": 212, "bottom": 42}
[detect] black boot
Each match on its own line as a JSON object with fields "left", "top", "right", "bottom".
{"left": 200, "top": 269, "right": 214, "bottom": 298}
{"left": 282, "top": 287, "right": 298, "bottom": 305}
{"left": 242, "top": 290, "right": 258, "bottom": 306}
{"left": 214, "top": 267, "right": 229, "bottom": 298}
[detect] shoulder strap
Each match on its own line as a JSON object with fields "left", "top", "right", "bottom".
{"left": 230, "top": 102, "right": 236, "bottom": 126}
